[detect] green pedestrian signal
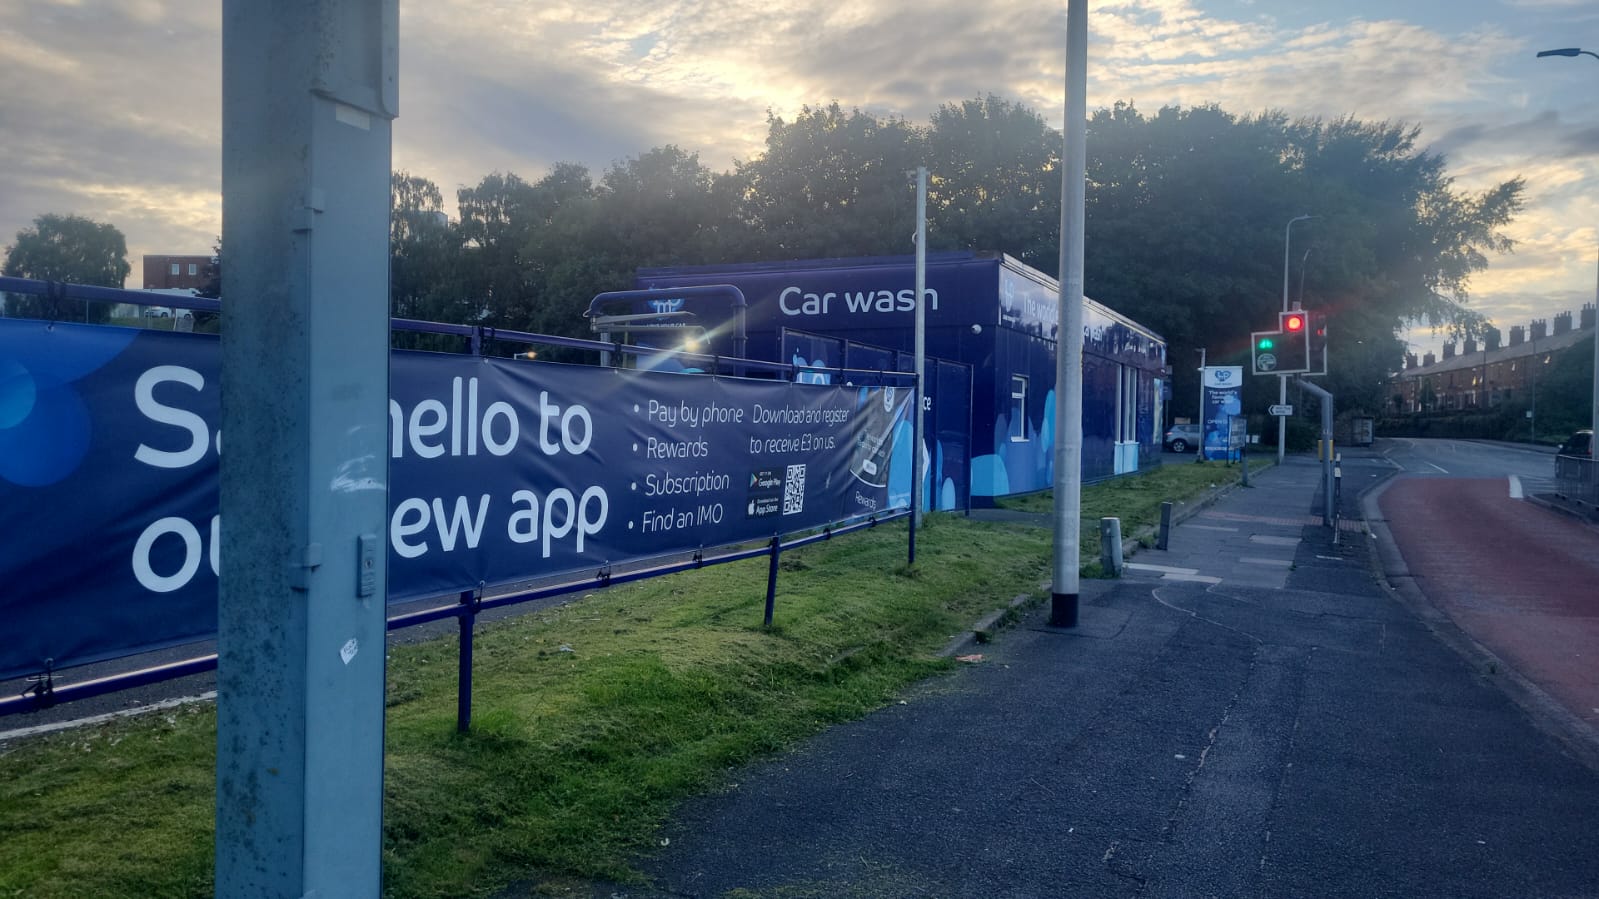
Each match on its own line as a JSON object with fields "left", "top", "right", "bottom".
{"left": 1251, "top": 330, "right": 1284, "bottom": 375}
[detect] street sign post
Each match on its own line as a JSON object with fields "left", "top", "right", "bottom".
{"left": 1269, "top": 404, "right": 1294, "bottom": 416}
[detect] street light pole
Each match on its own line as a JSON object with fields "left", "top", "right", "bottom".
{"left": 1196, "top": 348, "right": 1206, "bottom": 462}
{"left": 1050, "top": 0, "right": 1087, "bottom": 628}
{"left": 1537, "top": 47, "right": 1599, "bottom": 442}
{"left": 1279, "top": 214, "right": 1315, "bottom": 463}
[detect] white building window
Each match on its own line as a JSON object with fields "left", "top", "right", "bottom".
{"left": 188, "top": 263, "right": 198, "bottom": 276}
{"left": 169, "top": 263, "right": 180, "bottom": 276}
{"left": 1119, "top": 366, "right": 1138, "bottom": 443}
{"left": 1009, "top": 375, "right": 1028, "bottom": 442}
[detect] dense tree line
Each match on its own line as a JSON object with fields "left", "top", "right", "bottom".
{"left": 6, "top": 95, "right": 1525, "bottom": 419}
{"left": 391, "top": 96, "right": 1522, "bottom": 416}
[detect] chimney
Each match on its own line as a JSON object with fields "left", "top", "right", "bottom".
{"left": 1442, "top": 341, "right": 1456, "bottom": 360}
{"left": 1510, "top": 325, "right": 1525, "bottom": 347}
{"left": 1464, "top": 337, "right": 1477, "bottom": 355}
{"left": 1531, "top": 318, "right": 1547, "bottom": 340}
{"left": 1554, "top": 311, "right": 1573, "bottom": 335}
{"left": 1423, "top": 351, "right": 1436, "bottom": 367}
{"left": 1485, "top": 327, "right": 1501, "bottom": 351}
{"left": 1583, "top": 303, "right": 1596, "bottom": 329}
{"left": 1406, "top": 352, "right": 1418, "bottom": 369}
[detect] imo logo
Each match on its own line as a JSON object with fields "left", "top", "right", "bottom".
{"left": 647, "top": 297, "right": 686, "bottom": 314}
{"left": 0, "top": 324, "right": 135, "bottom": 487}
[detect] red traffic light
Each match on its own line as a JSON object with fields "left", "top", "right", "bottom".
{"left": 1283, "top": 313, "right": 1305, "bottom": 332}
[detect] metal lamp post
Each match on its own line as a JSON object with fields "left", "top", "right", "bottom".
{"left": 1196, "top": 347, "right": 1206, "bottom": 462}
{"left": 1537, "top": 48, "right": 1599, "bottom": 442}
{"left": 1279, "top": 214, "right": 1315, "bottom": 463}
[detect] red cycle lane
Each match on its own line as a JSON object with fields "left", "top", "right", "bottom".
{"left": 1381, "top": 477, "right": 1599, "bottom": 730}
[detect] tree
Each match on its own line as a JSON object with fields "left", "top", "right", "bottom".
{"left": 196, "top": 236, "right": 221, "bottom": 299}
{"left": 926, "top": 95, "right": 1061, "bottom": 270}
{"left": 454, "top": 167, "right": 599, "bottom": 330}
{"left": 730, "top": 103, "right": 924, "bottom": 260}
{"left": 390, "top": 171, "right": 470, "bottom": 333}
{"left": 3, "top": 213, "right": 131, "bottom": 322}
{"left": 520, "top": 147, "right": 735, "bottom": 340}
{"left": 1081, "top": 102, "right": 1524, "bottom": 419}
{"left": 1538, "top": 332, "right": 1596, "bottom": 437}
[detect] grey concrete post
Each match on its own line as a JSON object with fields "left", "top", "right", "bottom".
{"left": 216, "top": 2, "right": 397, "bottom": 895}
{"left": 1099, "top": 517, "right": 1123, "bottom": 576}
{"left": 1296, "top": 378, "right": 1336, "bottom": 527}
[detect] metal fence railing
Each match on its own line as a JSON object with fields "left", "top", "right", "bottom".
{"left": 1554, "top": 453, "right": 1599, "bottom": 511}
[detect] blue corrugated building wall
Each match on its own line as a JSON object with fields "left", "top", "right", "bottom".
{"left": 636, "top": 251, "right": 1168, "bottom": 505}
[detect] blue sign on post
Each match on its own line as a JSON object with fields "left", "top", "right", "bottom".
{"left": 0, "top": 320, "right": 913, "bottom": 680}
{"left": 1201, "top": 366, "right": 1244, "bottom": 461}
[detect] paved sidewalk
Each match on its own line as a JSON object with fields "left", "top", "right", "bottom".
{"left": 529, "top": 457, "right": 1599, "bottom": 898}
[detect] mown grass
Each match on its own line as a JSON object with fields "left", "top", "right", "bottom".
{"left": 0, "top": 460, "right": 1255, "bottom": 898}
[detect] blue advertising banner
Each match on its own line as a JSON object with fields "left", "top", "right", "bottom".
{"left": 1201, "top": 366, "right": 1244, "bottom": 461}
{"left": 0, "top": 319, "right": 912, "bottom": 680}
{"left": 780, "top": 330, "right": 971, "bottom": 512}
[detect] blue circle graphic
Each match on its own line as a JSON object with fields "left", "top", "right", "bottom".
{"left": 0, "top": 384, "right": 91, "bottom": 487}
{"left": 0, "top": 358, "right": 37, "bottom": 429}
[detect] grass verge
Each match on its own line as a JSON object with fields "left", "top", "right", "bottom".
{"left": 0, "top": 460, "right": 1254, "bottom": 898}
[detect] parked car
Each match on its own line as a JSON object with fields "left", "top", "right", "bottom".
{"left": 1555, "top": 429, "right": 1592, "bottom": 458}
{"left": 1163, "top": 423, "right": 1201, "bottom": 453}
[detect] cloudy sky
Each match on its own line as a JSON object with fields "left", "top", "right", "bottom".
{"left": 4, "top": 0, "right": 1597, "bottom": 356}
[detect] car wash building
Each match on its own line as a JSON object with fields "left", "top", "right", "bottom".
{"left": 626, "top": 251, "right": 1168, "bottom": 507}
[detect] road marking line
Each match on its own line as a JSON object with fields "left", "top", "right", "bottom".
{"left": 1240, "top": 557, "right": 1294, "bottom": 568}
{"left": 1425, "top": 461, "right": 1449, "bottom": 474}
{"left": 1163, "top": 573, "right": 1223, "bottom": 585}
{"left": 1508, "top": 475, "right": 1524, "bottom": 499}
{"left": 1127, "top": 562, "right": 1199, "bottom": 575}
{"left": 1185, "top": 525, "right": 1240, "bottom": 532}
{"left": 1250, "top": 535, "right": 1301, "bottom": 546}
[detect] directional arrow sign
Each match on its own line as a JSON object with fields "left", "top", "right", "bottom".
{"left": 1269, "top": 404, "right": 1294, "bottom": 416}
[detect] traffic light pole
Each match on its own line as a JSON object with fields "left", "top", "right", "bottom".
{"left": 1277, "top": 374, "right": 1287, "bottom": 464}
{"left": 1279, "top": 215, "right": 1314, "bottom": 464}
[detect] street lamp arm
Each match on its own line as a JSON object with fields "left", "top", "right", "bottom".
{"left": 1281, "top": 215, "right": 1315, "bottom": 313}
{"left": 1536, "top": 48, "right": 1599, "bottom": 61}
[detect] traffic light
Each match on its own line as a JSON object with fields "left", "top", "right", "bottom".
{"left": 1251, "top": 330, "right": 1284, "bottom": 375}
{"left": 1274, "top": 311, "right": 1310, "bottom": 373}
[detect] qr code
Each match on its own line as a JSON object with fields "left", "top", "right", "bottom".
{"left": 783, "top": 464, "right": 806, "bottom": 515}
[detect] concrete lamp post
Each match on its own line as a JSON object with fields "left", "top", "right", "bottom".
{"left": 1536, "top": 47, "right": 1599, "bottom": 442}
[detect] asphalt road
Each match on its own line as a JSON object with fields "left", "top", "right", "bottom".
{"left": 1379, "top": 435, "right": 1558, "bottom": 486}
{"left": 1369, "top": 437, "right": 1599, "bottom": 744}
